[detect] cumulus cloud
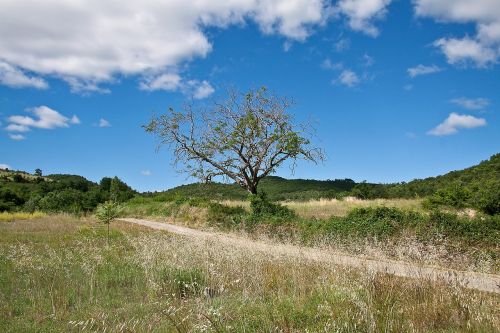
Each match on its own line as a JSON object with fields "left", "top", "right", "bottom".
{"left": 141, "top": 170, "right": 152, "bottom": 176}
{"left": 450, "top": 97, "right": 490, "bottom": 110}
{"left": 98, "top": 119, "right": 111, "bottom": 128}
{"left": 336, "top": 69, "right": 360, "bottom": 87}
{"left": 0, "top": 0, "right": 330, "bottom": 90}
{"left": 407, "top": 64, "right": 442, "bottom": 78}
{"left": 415, "top": 0, "right": 500, "bottom": 66}
{"left": 190, "top": 80, "right": 215, "bottom": 99}
{"left": 140, "top": 73, "right": 182, "bottom": 92}
{"left": 433, "top": 37, "right": 497, "bottom": 67}
{"left": 8, "top": 134, "right": 25, "bottom": 141}
{"left": 6, "top": 106, "right": 79, "bottom": 134}
{"left": 0, "top": 61, "right": 48, "bottom": 89}
{"left": 427, "top": 113, "right": 486, "bottom": 136}
{"left": 334, "top": 0, "right": 392, "bottom": 37}
{"left": 140, "top": 73, "right": 215, "bottom": 99}
{"left": 0, "top": 163, "right": 11, "bottom": 169}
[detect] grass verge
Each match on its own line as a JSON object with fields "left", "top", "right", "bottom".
{"left": 0, "top": 215, "right": 499, "bottom": 332}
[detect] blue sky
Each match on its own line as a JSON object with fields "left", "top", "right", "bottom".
{"left": 1, "top": 0, "right": 499, "bottom": 192}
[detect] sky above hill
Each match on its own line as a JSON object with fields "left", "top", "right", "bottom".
{"left": 1, "top": 0, "right": 499, "bottom": 191}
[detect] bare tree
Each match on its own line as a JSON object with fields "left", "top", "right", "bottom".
{"left": 144, "top": 87, "right": 324, "bottom": 194}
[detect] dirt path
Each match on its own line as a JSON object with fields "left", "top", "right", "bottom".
{"left": 118, "top": 217, "right": 500, "bottom": 294}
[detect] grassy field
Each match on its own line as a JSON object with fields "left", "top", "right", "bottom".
{"left": 1, "top": 215, "right": 499, "bottom": 332}
{"left": 221, "top": 198, "right": 424, "bottom": 218}
{"left": 119, "top": 197, "right": 499, "bottom": 274}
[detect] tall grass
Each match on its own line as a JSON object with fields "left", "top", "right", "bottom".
{"left": 1, "top": 216, "right": 499, "bottom": 332}
{"left": 0, "top": 211, "right": 46, "bottom": 222}
{"left": 220, "top": 197, "right": 424, "bottom": 218}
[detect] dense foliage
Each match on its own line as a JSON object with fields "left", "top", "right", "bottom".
{"left": 350, "top": 154, "right": 500, "bottom": 214}
{"left": 0, "top": 171, "right": 135, "bottom": 213}
{"left": 145, "top": 176, "right": 356, "bottom": 201}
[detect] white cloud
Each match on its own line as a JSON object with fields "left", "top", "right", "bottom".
{"left": 336, "top": 69, "right": 360, "bottom": 87}
{"left": 5, "top": 124, "right": 29, "bottom": 132}
{"left": 64, "top": 77, "right": 111, "bottom": 94}
{"left": 0, "top": 163, "right": 11, "bottom": 169}
{"left": 320, "top": 58, "right": 343, "bottom": 70}
{"left": 407, "top": 64, "right": 442, "bottom": 78}
{"left": 140, "top": 73, "right": 215, "bottom": 99}
{"left": 0, "top": 0, "right": 330, "bottom": 90}
{"left": 70, "top": 115, "right": 81, "bottom": 124}
{"left": 283, "top": 41, "right": 293, "bottom": 52}
{"left": 362, "top": 54, "right": 374, "bottom": 66}
{"left": 433, "top": 37, "right": 497, "bottom": 67}
{"left": 141, "top": 170, "right": 152, "bottom": 176}
{"left": 415, "top": 0, "right": 500, "bottom": 66}
{"left": 9, "top": 134, "right": 25, "bottom": 141}
{"left": 7, "top": 106, "right": 76, "bottom": 133}
{"left": 334, "top": 37, "right": 350, "bottom": 51}
{"left": 140, "top": 73, "right": 182, "bottom": 92}
{"left": 450, "top": 97, "right": 490, "bottom": 110}
{"left": 0, "top": 61, "right": 48, "bottom": 89}
{"left": 191, "top": 80, "right": 215, "bottom": 99}
{"left": 99, "top": 118, "right": 111, "bottom": 128}
{"left": 427, "top": 112, "right": 486, "bottom": 136}
{"left": 335, "top": 0, "right": 392, "bottom": 37}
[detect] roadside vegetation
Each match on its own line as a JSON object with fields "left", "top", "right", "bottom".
{"left": 1, "top": 216, "right": 498, "bottom": 332}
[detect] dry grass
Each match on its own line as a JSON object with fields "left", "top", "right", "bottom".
{"left": 0, "top": 211, "right": 46, "bottom": 222}
{"left": 220, "top": 198, "right": 424, "bottom": 218}
{"left": 1, "top": 215, "right": 498, "bottom": 332}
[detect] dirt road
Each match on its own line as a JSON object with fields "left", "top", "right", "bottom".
{"left": 118, "top": 217, "right": 500, "bottom": 294}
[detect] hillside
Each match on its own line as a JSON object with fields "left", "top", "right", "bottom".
{"left": 149, "top": 154, "right": 499, "bottom": 214}
{"left": 0, "top": 170, "right": 135, "bottom": 212}
{"left": 2, "top": 153, "right": 498, "bottom": 213}
{"left": 146, "top": 176, "right": 357, "bottom": 201}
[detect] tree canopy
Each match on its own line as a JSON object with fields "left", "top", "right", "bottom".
{"left": 145, "top": 87, "right": 324, "bottom": 194}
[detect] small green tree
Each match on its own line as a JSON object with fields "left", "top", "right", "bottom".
{"left": 34, "top": 168, "right": 42, "bottom": 177}
{"left": 95, "top": 201, "right": 120, "bottom": 243}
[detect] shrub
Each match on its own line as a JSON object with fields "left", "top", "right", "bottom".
{"left": 249, "top": 192, "right": 295, "bottom": 224}
{"left": 207, "top": 202, "right": 247, "bottom": 229}
{"left": 326, "top": 207, "right": 418, "bottom": 238}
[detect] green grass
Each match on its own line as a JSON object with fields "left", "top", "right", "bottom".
{"left": 1, "top": 215, "right": 499, "bottom": 332}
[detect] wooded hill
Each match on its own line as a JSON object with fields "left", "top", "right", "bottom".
{"left": 1, "top": 153, "right": 498, "bottom": 214}
{"left": 0, "top": 170, "right": 135, "bottom": 212}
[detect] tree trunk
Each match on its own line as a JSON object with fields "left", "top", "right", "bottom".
{"left": 247, "top": 185, "right": 258, "bottom": 195}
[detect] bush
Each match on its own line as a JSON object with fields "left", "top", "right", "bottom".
{"left": 207, "top": 202, "right": 247, "bottom": 229}
{"left": 249, "top": 192, "right": 295, "bottom": 224}
{"left": 326, "top": 207, "right": 421, "bottom": 238}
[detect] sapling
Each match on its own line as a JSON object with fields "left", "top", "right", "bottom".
{"left": 95, "top": 201, "right": 120, "bottom": 243}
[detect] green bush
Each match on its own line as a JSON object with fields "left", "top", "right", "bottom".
{"left": 249, "top": 192, "right": 295, "bottom": 225}
{"left": 326, "top": 207, "right": 421, "bottom": 238}
{"left": 207, "top": 202, "right": 247, "bottom": 229}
